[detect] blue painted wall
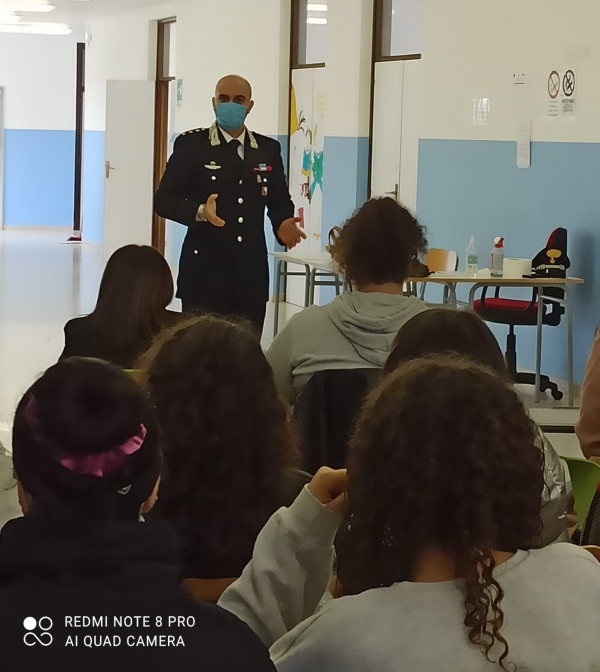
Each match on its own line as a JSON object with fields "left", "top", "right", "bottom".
{"left": 321, "top": 136, "right": 369, "bottom": 250}
{"left": 417, "top": 139, "right": 600, "bottom": 383}
{"left": 82, "top": 130, "right": 105, "bottom": 243}
{"left": 3, "top": 129, "right": 75, "bottom": 226}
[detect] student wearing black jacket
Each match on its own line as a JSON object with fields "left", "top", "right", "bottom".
{"left": 0, "top": 357, "right": 274, "bottom": 672}
{"left": 60, "top": 245, "right": 180, "bottom": 369}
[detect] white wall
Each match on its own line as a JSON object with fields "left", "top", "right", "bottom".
{"left": 0, "top": 32, "right": 81, "bottom": 130}
{"left": 85, "top": 1, "right": 178, "bottom": 132}
{"left": 421, "top": 0, "right": 600, "bottom": 144}
{"left": 85, "top": 0, "right": 290, "bottom": 136}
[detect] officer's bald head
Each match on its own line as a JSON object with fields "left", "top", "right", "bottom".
{"left": 215, "top": 75, "right": 253, "bottom": 104}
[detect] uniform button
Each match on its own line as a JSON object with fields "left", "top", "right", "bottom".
{"left": 238, "top": 217, "right": 244, "bottom": 223}
{"left": 211, "top": 175, "right": 217, "bottom": 181}
{"left": 264, "top": 178, "right": 268, "bottom": 183}
{"left": 238, "top": 198, "right": 244, "bottom": 204}
{"left": 237, "top": 236, "right": 243, "bottom": 243}
{"left": 239, "top": 180, "right": 243, "bottom": 185}
{"left": 194, "top": 250, "right": 198, "bottom": 255}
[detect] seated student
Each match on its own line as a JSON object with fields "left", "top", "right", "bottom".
{"left": 60, "top": 245, "right": 180, "bottom": 368}
{"left": 220, "top": 357, "right": 600, "bottom": 671}
{"left": 138, "top": 316, "right": 307, "bottom": 588}
{"left": 0, "top": 444, "right": 20, "bottom": 530}
{"left": 0, "top": 358, "right": 274, "bottom": 672}
{"left": 384, "top": 308, "right": 568, "bottom": 546}
{"left": 266, "top": 197, "right": 428, "bottom": 402}
{"left": 577, "top": 328, "right": 600, "bottom": 459}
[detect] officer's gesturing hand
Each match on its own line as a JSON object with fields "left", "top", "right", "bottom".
{"left": 278, "top": 217, "right": 307, "bottom": 250}
{"left": 205, "top": 194, "right": 226, "bottom": 228}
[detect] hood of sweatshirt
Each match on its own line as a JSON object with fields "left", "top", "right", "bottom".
{"left": 326, "top": 292, "right": 427, "bottom": 367}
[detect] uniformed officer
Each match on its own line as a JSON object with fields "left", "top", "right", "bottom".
{"left": 155, "top": 74, "right": 306, "bottom": 332}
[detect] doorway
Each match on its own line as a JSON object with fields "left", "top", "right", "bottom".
{"left": 152, "top": 18, "right": 177, "bottom": 255}
{"left": 369, "top": 0, "right": 422, "bottom": 211}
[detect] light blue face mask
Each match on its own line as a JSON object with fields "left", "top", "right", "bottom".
{"left": 215, "top": 102, "right": 248, "bottom": 132}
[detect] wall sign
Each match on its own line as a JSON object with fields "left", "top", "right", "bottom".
{"left": 546, "top": 69, "right": 576, "bottom": 119}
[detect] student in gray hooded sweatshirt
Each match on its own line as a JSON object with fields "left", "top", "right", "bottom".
{"left": 220, "top": 357, "right": 600, "bottom": 672}
{"left": 266, "top": 197, "right": 428, "bottom": 402}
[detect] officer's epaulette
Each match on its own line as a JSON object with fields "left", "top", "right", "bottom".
{"left": 180, "top": 128, "right": 207, "bottom": 136}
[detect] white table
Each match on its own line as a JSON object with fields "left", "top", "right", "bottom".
{"left": 269, "top": 252, "right": 584, "bottom": 406}
{"left": 270, "top": 252, "right": 342, "bottom": 338}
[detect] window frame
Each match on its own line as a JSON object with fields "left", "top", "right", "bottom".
{"left": 373, "top": 0, "right": 422, "bottom": 63}
{"left": 291, "top": 0, "right": 326, "bottom": 69}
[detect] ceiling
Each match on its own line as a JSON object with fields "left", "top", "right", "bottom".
{"left": 6, "top": 0, "right": 172, "bottom": 27}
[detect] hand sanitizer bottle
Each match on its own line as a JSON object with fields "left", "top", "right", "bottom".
{"left": 491, "top": 237, "right": 505, "bottom": 278}
{"left": 466, "top": 237, "right": 478, "bottom": 275}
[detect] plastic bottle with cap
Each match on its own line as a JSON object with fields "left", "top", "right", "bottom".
{"left": 466, "top": 237, "right": 478, "bottom": 276}
{"left": 491, "top": 237, "right": 505, "bottom": 278}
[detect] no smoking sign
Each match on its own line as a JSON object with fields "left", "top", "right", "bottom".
{"left": 547, "top": 69, "right": 576, "bottom": 118}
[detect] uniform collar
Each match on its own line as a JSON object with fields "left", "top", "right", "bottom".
{"left": 220, "top": 126, "right": 246, "bottom": 147}
{"left": 209, "top": 122, "right": 258, "bottom": 150}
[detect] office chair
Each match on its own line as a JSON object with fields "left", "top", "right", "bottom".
{"left": 473, "top": 228, "right": 570, "bottom": 401}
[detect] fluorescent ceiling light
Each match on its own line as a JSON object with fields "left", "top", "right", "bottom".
{"left": 0, "top": 21, "right": 71, "bottom": 34}
{"left": 0, "top": 3, "right": 55, "bottom": 11}
{"left": 307, "top": 17, "right": 327, "bottom": 24}
{"left": 307, "top": 3, "right": 328, "bottom": 10}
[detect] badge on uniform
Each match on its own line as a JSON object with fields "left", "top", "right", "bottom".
{"left": 253, "top": 164, "right": 273, "bottom": 173}
{"left": 262, "top": 186, "right": 269, "bottom": 197}
{"left": 204, "top": 161, "right": 222, "bottom": 170}
{"left": 257, "top": 175, "right": 262, "bottom": 183}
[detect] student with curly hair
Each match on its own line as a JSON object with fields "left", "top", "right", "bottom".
{"left": 138, "top": 315, "right": 306, "bottom": 587}
{"left": 220, "top": 357, "right": 600, "bottom": 671}
{"left": 266, "top": 197, "right": 428, "bottom": 402}
{"left": 385, "top": 308, "right": 568, "bottom": 546}
{"left": 0, "top": 358, "right": 275, "bottom": 672}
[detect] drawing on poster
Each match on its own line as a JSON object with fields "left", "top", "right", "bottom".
{"left": 291, "top": 85, "right": 324, "bottom": 203}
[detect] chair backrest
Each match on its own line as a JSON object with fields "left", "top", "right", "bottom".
{"left": 425, "top": 249, "right": 459, "bottom": 273}
{"left": 183, "top": 577, "right": 236, "bottom": 603}
{"left": 583, "top": 545, "right": 600, "bottom": 562}
{"left": 293, "top": 368, "right": 382, "bottom": 474}
{"left": 561, "top": 456, "right": 600, "bottom": 527}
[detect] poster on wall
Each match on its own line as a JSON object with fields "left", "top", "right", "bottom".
{"left": 289, "top": 69, "right": 325, "bottom": 258}
{"left": 546, "top": 69, "right": 576, "bottom": 119}
{"left": 287, "top": 68, "right": 326, "bottom": 306}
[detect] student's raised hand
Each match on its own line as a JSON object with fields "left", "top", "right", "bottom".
{"left": 307, "top": 467, "right": 347, "bottom": 514}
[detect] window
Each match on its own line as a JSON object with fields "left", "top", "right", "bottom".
{"left": 375, "top": 0, "right": 423, "bottom": 61}
{"left": 292, "top": 0, "right": 327, "bottom": 68}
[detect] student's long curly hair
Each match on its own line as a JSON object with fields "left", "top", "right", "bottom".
{"left": 138, "top": 315, "right": 297, "bottom": 578}
{"left": 335, "top": 356, "right": 544, "bottom": 670}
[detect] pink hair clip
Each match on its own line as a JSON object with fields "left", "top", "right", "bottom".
{"left": 59, "top": 425, "right": 148, "bottom": 478}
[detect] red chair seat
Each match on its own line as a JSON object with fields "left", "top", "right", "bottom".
{"left": 473, "top": 297, "right": 547, "bottom": 326}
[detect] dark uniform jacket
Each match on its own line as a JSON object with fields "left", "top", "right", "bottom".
{"left": 155, "top": 123, "right": 294, "bottom": 309}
